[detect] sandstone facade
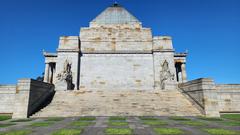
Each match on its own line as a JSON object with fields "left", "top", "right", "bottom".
{"left": 0, "top": 3, "right": 239, "bottom": 118}
{"left": 43, "top": 4, "right": 186, "bottom": 91}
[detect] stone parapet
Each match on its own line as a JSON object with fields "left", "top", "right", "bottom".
{"left": 179, "top": 78, "right": 220, "bottom": 117}
{"left": 216, "top": 84, "right": 240, "bottom": 113}
{"left": 0, "top": 85, "right": 16, "bottom": 114}
{"left": 13, "top": 79, "right": 54, "bottom": 118}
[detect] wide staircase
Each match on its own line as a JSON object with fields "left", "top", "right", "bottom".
{"left": 31, "top": 89, "right": 203, "bottom": 117}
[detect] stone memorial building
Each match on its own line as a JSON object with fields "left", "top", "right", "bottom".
{"left": 43, "top": 3, "right": 187, "bottom": 91}
{"left": 1, "top": 3, "right": 240, "bottom": 118}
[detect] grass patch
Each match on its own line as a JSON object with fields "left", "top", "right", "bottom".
{"left": 0, "top": 123, "right": 16, "bottom": 128}
{"left": 51, "top": 129, "right": 82, "bottom": 135}
{"left": 108, "top": 121, "right": 128, "bottom": 126}
{"left": 105, "top": 128, "right": 132, "bottom": 135}
{"left": 78, "top": 116, "right": 96, "bottom": 121}
{"left": 154, "top": 128, "right": 184, "bottom": 135}
{"left": 219, "top": 121, "right": 240, "bottom": 126}
{"left": 31, "top": 121, "right": 54, "bottom": 127}
{"left": 11, "top": 119, "right": 33, "bottom": 122}
{"left": 109, "top": 116, "right": 126, "bottom": 121}
{"left": 203, "top": 128, "right": 238, "bottom": 135}
{"left": 0, "top": 115, "right": 11, "bottom": 121}
{"left": 181, "top": 121, "right": 207, "bottom": 126}
{"left": 221, "top": 114, "right": 240, "bottom": 121}
{"left": 45, "top": 117, "right": 64, "bottom": 121}
{"left": 139, "top": 116, "right": 158, "bottom": 120}
{"left": 169, "top": 116, "right": 191, "bottom": 121}
{"left": 71, "top": 121, "right": 93, "bottom": 127}
{"left": 0, "top": 130, "right": 32, "bottom": 135}
{"left": 143, "top": 120, "right": 167, "bottom": 126}
{"left": 198, "top": 116, "right": 223, "bottom": 121}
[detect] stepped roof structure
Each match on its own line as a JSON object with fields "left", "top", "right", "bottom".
{"left": 91, "top": 3, "right": 140, "bottom": 25}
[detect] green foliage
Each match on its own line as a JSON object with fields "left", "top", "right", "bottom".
{"left": 46, "top": 117, "right": 64, "bottom": 121}
{"left": 51, "top": 129, "right": 82, "bottom": 135}
{"left": 139, "top": 116, "right": 158, "bottom": 120}
{"left": 219, "top": 121, "right": 240, "bottom": 126}
{"left": 71, "top": 121, "right": 93, "bottom": 126}
{"left": 198, "top": 117, "right": 223, "bottom": 121}
{"left": 11, "top": 119, "right": 33, "bottom": 122}
{"left": 181, "top": 121, "right": 207, "bottom": 126}
{"left": 0, "top": 115, "right": 11, "bottom": 121}
{"left": 0, "top": 130, "right": 32, "bottom": 135}
{"left": 203, "top": 128, "right": 238, "bottom": 135}
{"left": 0, "top": 123, "right": 16, "bottom": 128}
{"left": 154, "top": 128, "right": 184, "bottom": 135}
{"left": 143, "top": 120, "right": 167, "bottom": 126}
{"left": 31, "top": 121, "right": 54, "bottom": 127}
{"left": 169, "top": 116, "right": 191, "bottom": 121}
{"left": 105, "top": 128, "right": 132, "bottom": 135}
{"left": 109, "top": 116, "right": 126, "bottom": 121}
{"left": 78, "top": 116, "right": 96, "bottom": 121}
{"left": 108, "top": 121, "right": 128, "bottom": 126}
{"left": 221, "top": 114, "right": 240, "bottom": 121}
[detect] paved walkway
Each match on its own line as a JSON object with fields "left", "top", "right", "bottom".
{"left": 0, "top": 116, "right": 239, "bottom": 135}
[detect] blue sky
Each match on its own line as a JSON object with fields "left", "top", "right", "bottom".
{"left": 0, "top": 0, "right": 239, "bottom": 84}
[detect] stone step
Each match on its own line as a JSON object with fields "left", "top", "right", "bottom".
{"left": 31, "top": 90, "right": 202, "bottom": 118}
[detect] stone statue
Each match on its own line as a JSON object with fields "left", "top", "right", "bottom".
{"left": 56, "top": 60, "right": 74, "bottom": 90}
{"left": 160, "top": 60, "right": 174, "bottom": 90}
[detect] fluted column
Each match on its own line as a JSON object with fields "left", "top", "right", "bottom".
{"left": 181, "top": 63, "right": 187, "bottom": 82}
{"left": 44, "top": 63, "right": 49, "bottom": 83}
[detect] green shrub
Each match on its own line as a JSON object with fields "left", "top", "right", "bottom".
{"left": 0, "top": 115, "right": 11, "bottom": 121}
{"left": 181, "top": 121, "right": 206, "bottom": 126}
{"left": 203, "top": 128, "right": 238, "bottom": 135}
{"left": 51, "top": 129, "right": 82, "bottom": 135}
{"left": 105, "top": 128, "right": 132, "bottom": 135}
{"left": 154, "top": 128, "right": 184, "bottom": 135}
{"left": 11, "top": 119, "right": 33, "bottom": 122}
{"left": 0, "top": 130, "right": 31, "bottom": 135}
{"left": 221, "top": 114, "right": 240, "bottom": 121}
{"left": 108, "top": 121, "right": 128, "bottom": 126}
{"left": 0, "top": 123, "right": 16, "bottom": 128}
{"left": 139, "top": 116, "right": 158, "bottom": 120}
{"left": 78, "top": 116, "right": 96, "bottom": 121}
{"left": 198, "top": 117, "right": 222, "bottom": 121}
{"left": 31, "top": 122, "right": 54, "bottom": 127}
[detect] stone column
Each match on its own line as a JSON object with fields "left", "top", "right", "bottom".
{"left": 44, "top": 63, "right": 49, "bottom": 83}
{"left": 181, "top": 63, "right": 187, "bottom": 82}
{"left": 52, "top": 65, "right": 56, "bottom": 84}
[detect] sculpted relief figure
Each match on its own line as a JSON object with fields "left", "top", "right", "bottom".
{"left": 160, "top": 60, "right": 175, "bottom": 90}
{"left": 56, "top": 60, "right": 74, "bottom": 90}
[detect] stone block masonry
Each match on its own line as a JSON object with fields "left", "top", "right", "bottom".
{"left": 179, "top": 78, "right": 240, "bottom": 117}
{"left": 0, "top": 85, "right": 16, "bottom": 114}
{"left": 13, "top": 79, "right": 54, "bottom": 118}
{"left": 216, "top": 84, "right": 240, "bottom": 113}
{"left": 32, "top": 90, "right": 202, "bottom": 117}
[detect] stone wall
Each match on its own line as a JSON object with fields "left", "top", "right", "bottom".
{"left": 80, "top": 54, "right": 154, "bottom": 90}
{"left": 216, "top": 84, "right": 240, "bottom": 113}
{"left": 80, "top": 26, "right": 152, "bottom": 53}
{"left": 13, "top": 79, "right": 54, "bottom": 118}
{"left": 0, "top": 85, "right": 16, "bottom": 114}
{"left": 179, "top": 78, "right": 220, "bottom": 117}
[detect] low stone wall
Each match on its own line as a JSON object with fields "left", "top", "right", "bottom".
{"left": 179, "top": 78, "right": 220, "bottom": 117}
{"left": 13, "top": 79, "right": 54, "bottom": 118}
{"left": 216, "top": 84, "right": 240, "bottom": 113}
{"left": 0, "top": 85, "right": 16, "bottom": 114}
